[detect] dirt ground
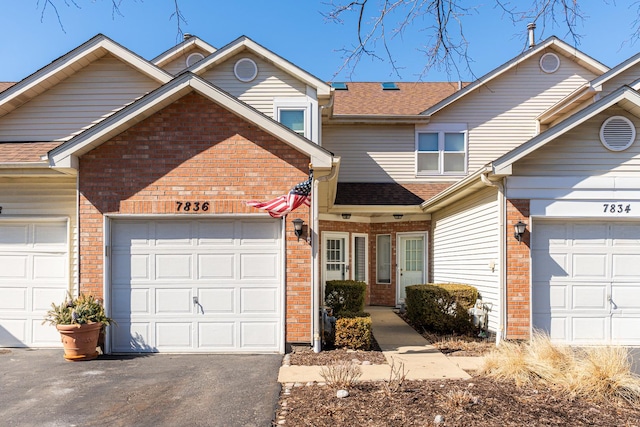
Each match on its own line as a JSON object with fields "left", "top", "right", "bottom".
{"left": 277, "top": 317, "right": 640, "bottom": 426}
{"left": 275, "top": 376, "right": 640, "bottom": 426}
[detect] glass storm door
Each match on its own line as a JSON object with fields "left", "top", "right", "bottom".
{"left": 397, "top": 233, "right": 426, "bottom": 305}
{"left": 323, "top": 233, "right": 349, "bottom": 282}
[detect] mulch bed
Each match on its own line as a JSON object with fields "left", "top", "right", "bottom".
{"left": 275, "top": 377, "right": 640, "bottom": 426}
{"left": 276, "top": 312, "right": 640, "bottom": 425}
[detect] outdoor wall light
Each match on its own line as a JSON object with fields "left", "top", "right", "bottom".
{"left": 341, "top": 213, "right": 351, "bottom": 219}
{"left": 393, "top": 214, "right": 403, "bottom": 220}
{"left": 514, "top": 221, "right": 527, "bottom": 242}
{"left": 292, "top": 218, "right": 304, "bottom": 241}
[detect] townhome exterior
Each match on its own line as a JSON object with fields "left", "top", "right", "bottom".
{"left": 2, "top": 32, "right": 640, "bottom": 353}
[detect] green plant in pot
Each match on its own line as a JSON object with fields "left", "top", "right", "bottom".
{"left": 43, "top": 293, "right": 114, "bottom": 361}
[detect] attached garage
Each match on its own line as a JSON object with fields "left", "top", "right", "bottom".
{"left": 532, "top": 220, "right": 640, "bottom": 345}
{"left": 109, "top": 217, "right": 284, "bottom": 353}
{"left": 0, "top": 219, "right": 69, "bottom": 347}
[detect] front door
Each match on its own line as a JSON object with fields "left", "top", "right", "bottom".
{"left": 397, "top": 233, "right": 427, "bottom": 305}
{"left": 323, "top": 232, "right": 349, "bottom": 283}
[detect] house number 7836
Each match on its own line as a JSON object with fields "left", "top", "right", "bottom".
{"left": 175, "top": 201, "right": 209, "bottom": 212}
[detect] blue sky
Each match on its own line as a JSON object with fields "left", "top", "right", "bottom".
{"left": 1, "top": 1, "right": 639, "bottom": 83}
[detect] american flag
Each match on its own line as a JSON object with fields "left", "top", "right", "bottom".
{"left": 246, "top": 172, "right": 312, "bottom": 218}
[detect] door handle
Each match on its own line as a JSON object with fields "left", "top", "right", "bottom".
{"left": 193, "top": 296, "right": 199, "bottom": 305}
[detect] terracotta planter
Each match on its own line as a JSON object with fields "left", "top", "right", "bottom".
{"left": 56, "top": 323, "right": 102, "bottom": 361}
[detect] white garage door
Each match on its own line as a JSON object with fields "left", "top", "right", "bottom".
{"left": 110, "top": 218, "right": 283, "bottom": 353}
{"left": 0, "top": 220, "right": 69, "bottom": 347}
{"left": 532, "top": 221, "right": 640, "bottom": 345}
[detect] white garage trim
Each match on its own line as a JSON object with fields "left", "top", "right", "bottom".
{"left": 0, "top": 217, "right": 70, "bottom": 347}
{"left": 532, "top": 219, "right": 640, "bottom": 345}
{"left": 104, "top": 215, "right": 285, "bottom": 354}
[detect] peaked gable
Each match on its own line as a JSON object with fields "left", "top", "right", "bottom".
{"left": 0, "top": 34, "right": 172, "bottom": 117}
{"left": 152, "top": 35, "right": 217, "bottom": 74}
{"left": 188, "top": 36, "right": 331, "bottom": 99}
{"left": 422, "top": 37, "right": 609, "bottom": 117}
{"left": 48, "top": 73, "right": 334, "bottom": 170}
{"left": 493, "top": 85, "right": 640, "bottom": 174}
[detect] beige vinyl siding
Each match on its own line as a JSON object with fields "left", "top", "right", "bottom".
{"left": 0, "top": 55, "right": 160, "bottom": 142}
{"left": 0, "top": 177, "right": 77, "bottom": 293}
{"left": 201, "top": 53, "right": 306, "bottom": 118}
{"left": 431, "top": 187, "right": 500, "bottom": 332}
{"left": 599, "top": 67, "right": 640, "bottom": 97}
{"left": 431, "top": 51, "right": 598, "bottom": 173}
{"left": 323, "top": 124, "right": 429, "bottom": 183}
{"left": 514, "top": 106, "right": 640, "bottom": 176}
{"left": 161, "top": 47, "right": 210, "bottom": 75}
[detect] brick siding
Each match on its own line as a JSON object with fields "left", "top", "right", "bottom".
{"left": 78, "top": 92, "right": 312, "bottom": 343}
{"left": 505, "top": 199, "right": 531, "bottom": 340}
{"left": 319, "top": 219, "right": 430, "bottom": 307}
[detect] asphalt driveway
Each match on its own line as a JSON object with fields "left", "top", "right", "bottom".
{"left": 0, "top": 348, "right": 282, "bottom": 427}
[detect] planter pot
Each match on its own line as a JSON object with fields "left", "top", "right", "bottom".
{"left": 56, "top": 323, "right": 102, "bottom": 361}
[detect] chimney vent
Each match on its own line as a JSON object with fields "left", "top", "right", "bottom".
{"left": 527, "top": 23, "right": 536, "bottom": 48}
{"left": 183, "top": 33, "right": 193, "bottom": 41}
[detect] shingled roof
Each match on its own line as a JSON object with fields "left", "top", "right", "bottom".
{"left": 0, "top": 142, "right": 62, "bottom": 163}
{"left": 0, "top": 82, "right": 15, "bottom": 93}
{"left": 331, "top": 82, "right": 464, "bottom": 116}
{"left": 335, "top": 182, "right": 455, "bottom": 205}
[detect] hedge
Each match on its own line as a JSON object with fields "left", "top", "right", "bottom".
{"left": 405, "top": 283, "right": 478, "bottom": 334}
{"left": 325, "top": 280, "right": 366, "bottom": 315}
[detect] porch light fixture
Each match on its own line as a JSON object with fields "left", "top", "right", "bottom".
{"left": 514, "top": 221, "right": 527, "bottom": 242}
{"left": 292, "top": 218, "right": 304, "bottom": 241}
{"left": 393, "top": 214, "right": 403, "bottom": 220}
{"left": 341, "top": 213, "right": 351, "bottom": 219}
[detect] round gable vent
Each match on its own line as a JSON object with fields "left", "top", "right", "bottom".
{"left": 234, "top": 58, "right": 258, "bottom": 82}
{"left": 540, "top": 52, "right": 560, "bottom": 73}
{"left": 186, "top": 52, "right": 205, "bottom": 67}
{"left": 600, "top": 116, "right": 636, "bottom": 151}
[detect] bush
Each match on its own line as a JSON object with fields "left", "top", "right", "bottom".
{"left": 325, "top": 280, "right": 366, "bottom": 315}
{"left": 405, "top": 283, "right": 477, "bottom": 334}
{"left": 334, "top": 315, "right": 372, "bottom": 350}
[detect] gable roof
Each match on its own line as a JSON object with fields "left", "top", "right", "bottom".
{"left": 0, "top": 34, "right": 172, "bottom": 117}
{"left": 331, "top": 82, "right": 463, "bottom": 116}
{"left": 590, "top": 50, "right": 640, "bottom": 90}
{"left": 187, "top": 36, "right": 331, "bottom": 99}
{"left": 0, "top": 82, "right": 15, "bottom": 93}
{"left": 492, "top": 85, "right": 640, "bottom": 174}
{"left": 421, "top": 37, "right": 609, "bottom": 117}
{"left": 151, "top": 35, "right": 217, "bottom": 68}
{"left": 48, "top": 72, "right": 334, "bottom": 170}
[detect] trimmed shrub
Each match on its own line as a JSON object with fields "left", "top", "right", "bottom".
{"left": 334, "top": 315, "right": 372, "bottom": 350}
{"left": 405, "top": 283, "right": 478, "bottom": 334}
{"left": 325, "top": 280, "right": 366, "bottom": 315}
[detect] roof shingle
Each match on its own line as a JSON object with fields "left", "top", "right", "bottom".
{"left": 335, "top": 182, "right": 455, "bottom": 205}
{"left": 0, "top": 142, "right": 62, "bottom": 163}
{"left": 331, "top": 82, "right": 464, "bottom": 116}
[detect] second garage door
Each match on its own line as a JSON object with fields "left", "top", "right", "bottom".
{"left": 110, "top": 218, "right": 283, "bottom": 353}
{"left": 532, "top": 221, "right": 640, "bottom": 345}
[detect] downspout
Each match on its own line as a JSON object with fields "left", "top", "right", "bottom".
{"left": 311, "top": 163, "right": 338, "bottom": 352}
{"left": 480, "top": 173, "right": 506, "bottom": 345}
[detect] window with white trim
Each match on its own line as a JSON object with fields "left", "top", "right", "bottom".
{"left": 416, "top": 127, "right": 467, "bottom": 175}
{"left": 376, "top": 234, "right": 391, "bottom": 284}
{"left": 278, "top": 109, "right": 305, "bottom": 136}
{"left": 274, "top": 98, "right": 312, "bottom": 139}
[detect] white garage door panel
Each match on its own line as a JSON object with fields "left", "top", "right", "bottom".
{"left": 0, "top": 220, "right": 68, "bottom": 347}
{"left": 533, "top": 221, "right": 640, "bottom": 345}
{"left": 111, "top": 218, "right": 282, "bottom": 353}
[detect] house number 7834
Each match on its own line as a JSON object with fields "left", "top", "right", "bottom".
{"left": 175, "top": 201, "right": 209, "bottom": 212}
{"left": 603, "top": 203, "right": 631, "bottom": 214}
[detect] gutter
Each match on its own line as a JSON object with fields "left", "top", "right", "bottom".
{"left": 326, "top": 114, "right": 430, "bottom": 125}
{"left": 311, "top": 161, "right": 339, "bottom": 353}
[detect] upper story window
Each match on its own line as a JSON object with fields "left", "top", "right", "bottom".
{"left": 415, "top": 125, "right": 467, "bottom": 175}
{"left": 279, "top": 109, "right": 305, "bottom": 136}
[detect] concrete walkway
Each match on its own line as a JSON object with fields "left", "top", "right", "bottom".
{"left": 278, "top": 306, "right": 484, "bottom": 383}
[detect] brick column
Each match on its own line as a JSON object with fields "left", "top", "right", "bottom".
{"left": 505, "top": 199, "right": 530, "bottom": 340}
